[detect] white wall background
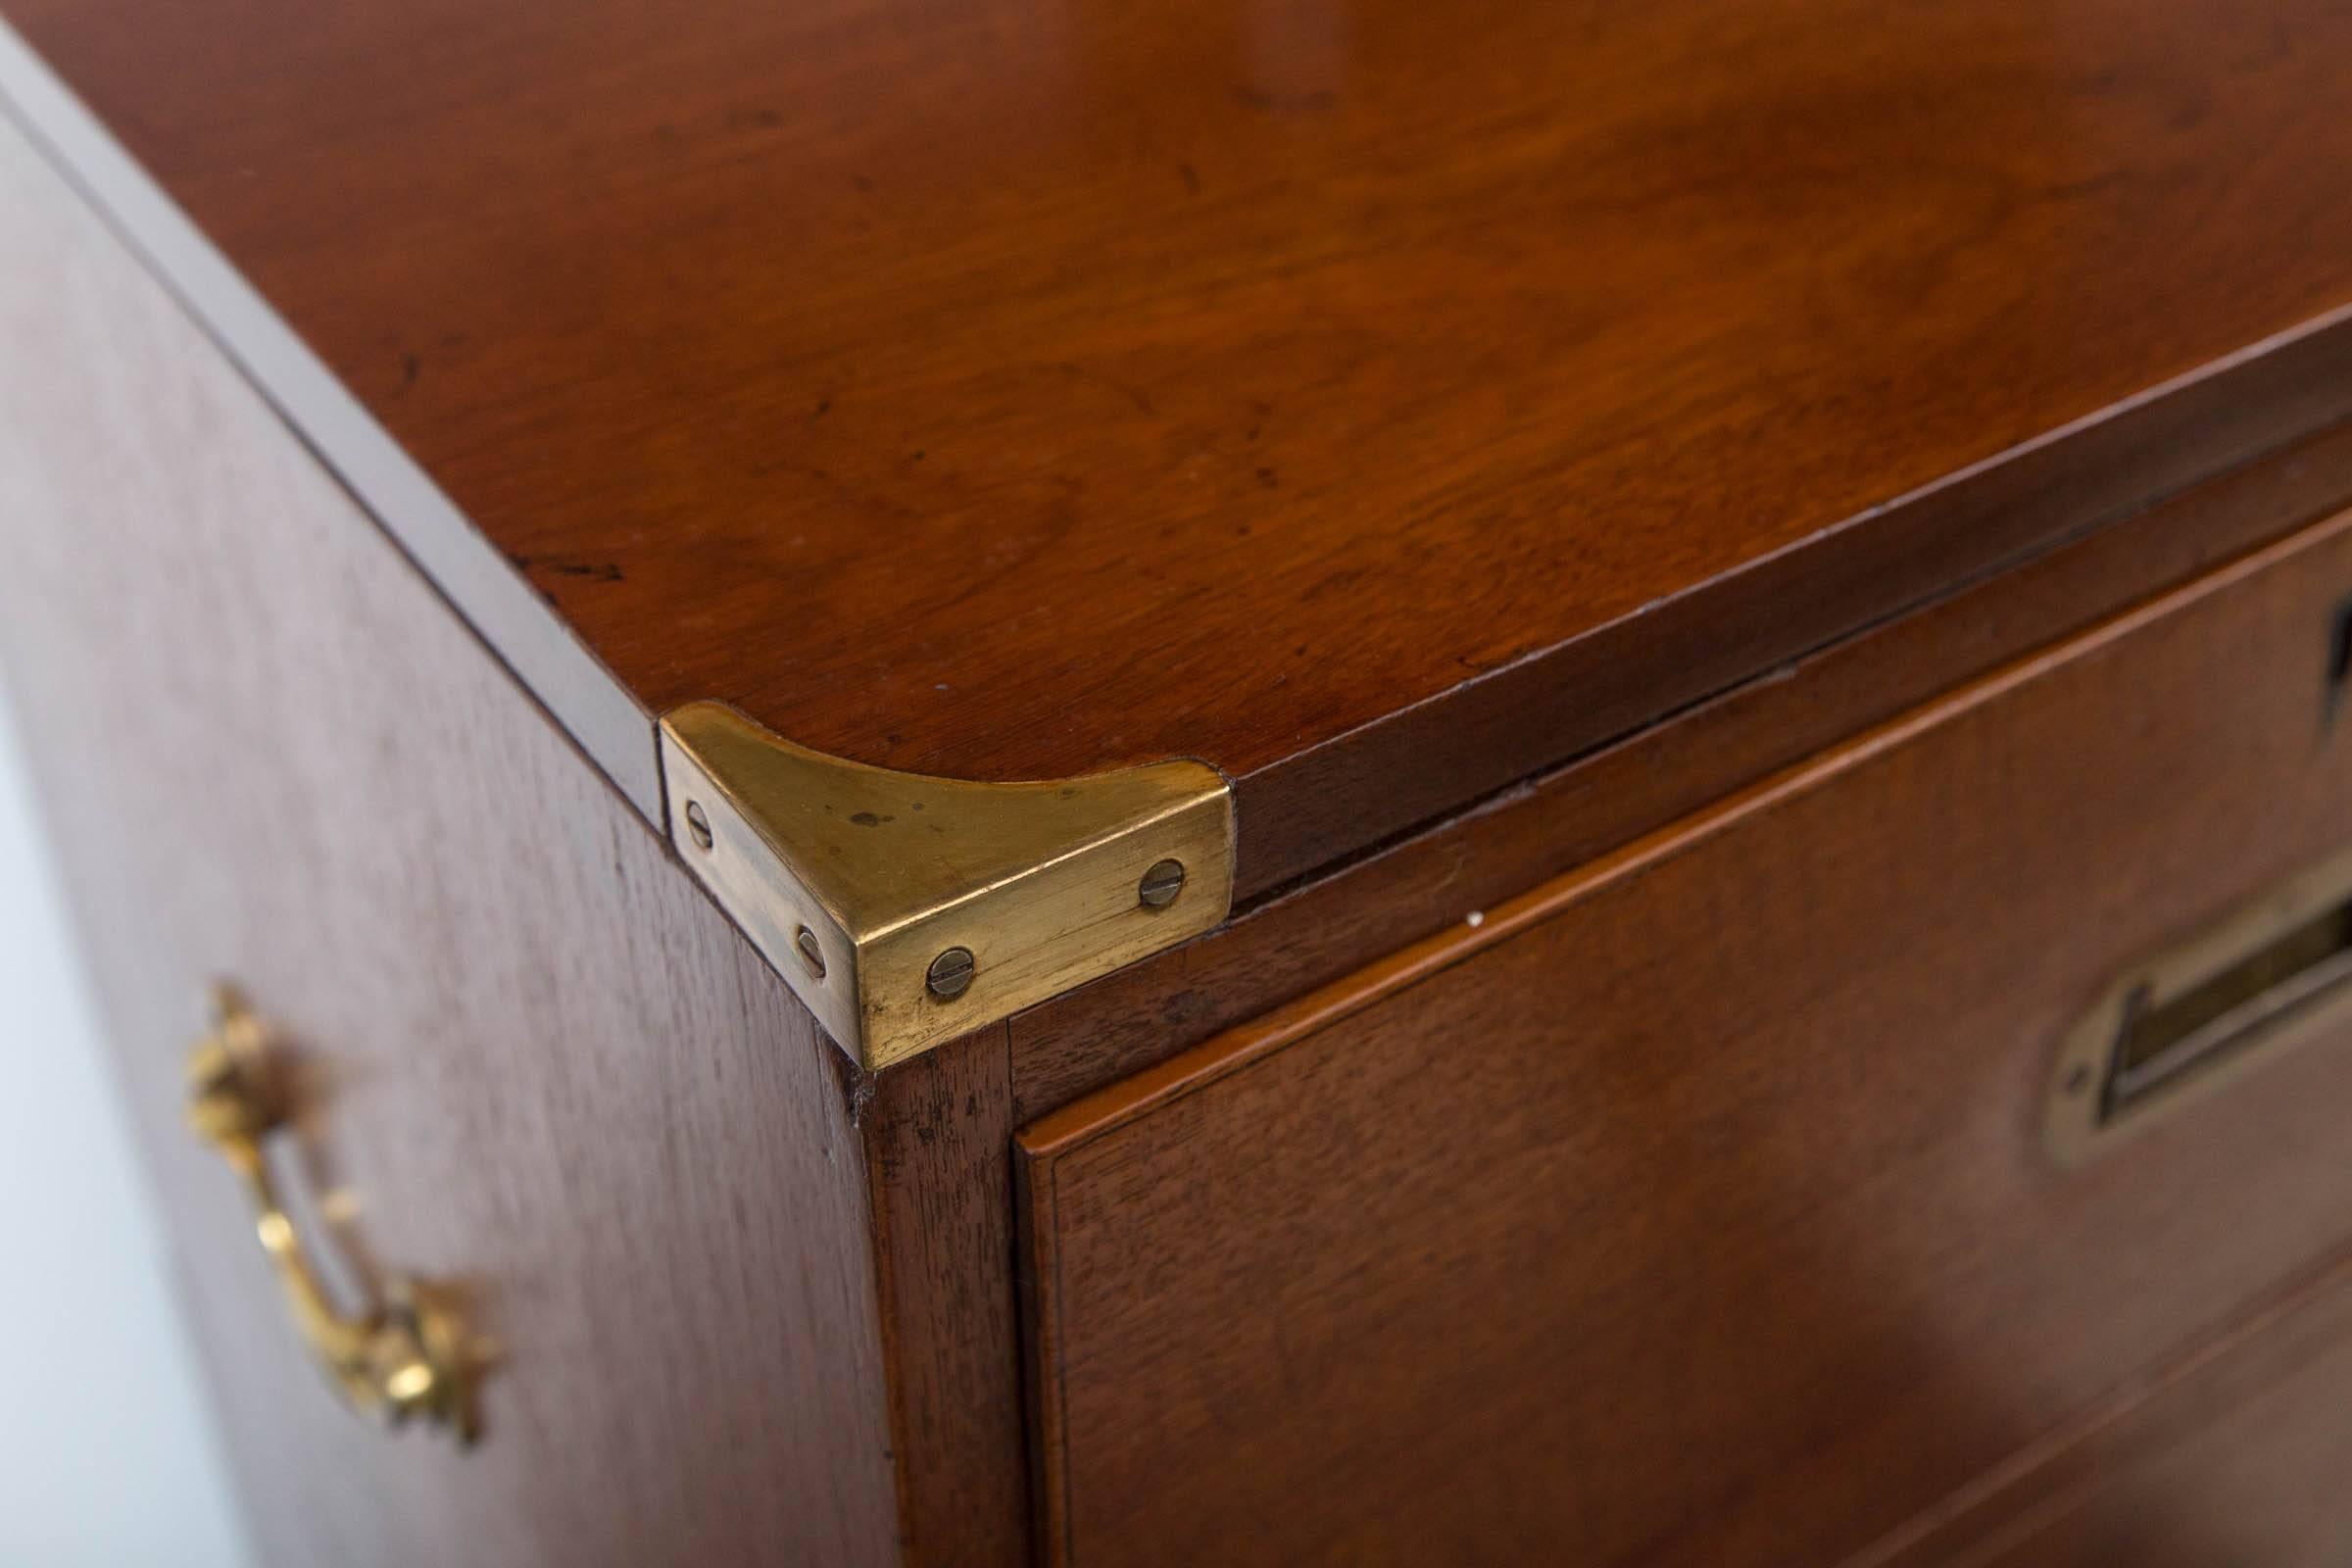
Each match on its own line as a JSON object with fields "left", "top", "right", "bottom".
{"left": 0, "top": 688, "right": 253, "bottom": 1567}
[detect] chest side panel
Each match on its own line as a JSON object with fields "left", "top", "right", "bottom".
{"left": 0, "top": 118, "right": 900, "bottom": 1568}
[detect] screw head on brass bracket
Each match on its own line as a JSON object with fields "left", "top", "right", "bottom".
{"left": 659, "top": 702, "right": 1235, "bottom": 1071}
{"left": 1138, "top": 858, "right": 1187, "bottom": 908}
{"left": 926, "top": 947, "right": 976, "bottom": 1000}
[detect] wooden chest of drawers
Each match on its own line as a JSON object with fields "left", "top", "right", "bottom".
{"left": 9, "top": 3, "right": 2352, "bottom": 1563}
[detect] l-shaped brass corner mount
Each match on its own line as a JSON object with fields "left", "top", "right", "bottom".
{"left": 659, "top": 702, "right": 1235, "bottom": 1071}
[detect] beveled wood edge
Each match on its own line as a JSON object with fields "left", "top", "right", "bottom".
{"left": 1235, "top": 294, "right": 2352, "bottom": 897}
{"left": 1015, "top": 505, "right": 2352, "bottom": 1565}
{"left": 1006, "top": 416, "right": 2352, "bottom": 1122}
{"left": 0, "top": 30, "right": 1262, "bottom": 1073}
{"left": 1843, "top": 1238, "right": 2352, "bottom": 1568}
{"left": 859, "top": 1027, "right": 1036, "bottom": 1568}
{"left": 1014, "top": 528, "right": 2188, "bottom": 1158}
{"left": 0, "top": 35, "right": 1249, "bottom": 1060}
{"left": 0, "top": 20, "right": 663, "bottom": 821}
{"left": 1013, "top": 673, "right": 1928, "bottom": 1560}
{"left": 1018, "top": 500, "right": 2352, "bottom": 1160}
{"left": 19, "top": 10, "right": 2352, "bottom": 910}
{"left": 1013, "top": 1124, "right": 1072, "bottom": 1566}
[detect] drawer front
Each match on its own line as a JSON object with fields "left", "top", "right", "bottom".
{"left": 1960, "top": 1311, "right": 2352, "bottom": 1568}
{"left": 1872, "top": 1247, "right": 2352, "bottom": 1568}
{"left": 0, "top": 122, "right": 895, "bottom": 1565}
{"left": 1020, "top": 508, "right": 2352, "bottom": 1567}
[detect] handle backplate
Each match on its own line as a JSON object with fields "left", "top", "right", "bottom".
{"left": 186, "top": 987, "right": 478, "bottom": 1444}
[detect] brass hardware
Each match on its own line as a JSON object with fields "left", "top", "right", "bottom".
{"left": 2047, "top": 844, "right": 2352, "bottom": 1163}
{"left": 187, "top": 987, "right": 478, "bottom": 1443}
{"left": 1138, "top": 858, "right": 1187, "bottom": 908}
{"left": 927, "top": 947, "right": 976, "bottom": 1000}
{"left": 659, "top": 702, "right": 1235, "bottom": 1070}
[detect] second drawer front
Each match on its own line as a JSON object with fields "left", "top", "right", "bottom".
{"left": 1019, "top": 508, "right": 2352, "bottom": 1568}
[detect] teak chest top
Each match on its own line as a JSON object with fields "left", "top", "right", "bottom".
{"left": 25, "top": 28, "right": 2352, "bottom": 1559}
{"left": 10, "top": 1, "right": 2352, "bottom": 888}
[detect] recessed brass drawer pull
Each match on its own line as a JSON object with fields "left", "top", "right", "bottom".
{"left": 2048, "top": 844, "right": 2352, "bottom": 1162}
{"left": 185, "top": 986, "right": 479, "bottom": 1444}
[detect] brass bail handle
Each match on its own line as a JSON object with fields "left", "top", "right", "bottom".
{"left": 185, "top": 986, "right": 478, "bottom": 1444}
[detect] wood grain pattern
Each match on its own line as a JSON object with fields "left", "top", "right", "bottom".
{"left": 861, "top": 1029, "right": 1033, "bottom": 1568}
{"left": 1946, "top": 1342, "right": 2352, "bottom": 1567}
{"left": 1020, "top": 506, "right": 2352, "bottom": 1567}
{"left": 0, "top": 120, "right": 898, "bottom": 1568}
{"left": 1961, "top": 1363, "right": 2352, "bottom": 1568}
{"left": 1008, "top": 414, "right": 2352, "bottom": 1121}
{"left": 1852, "top": 1244, "right": 2352, "bottom": 1568}
{"left": 12, "top": 1, "right": 2352, "bottom": 888}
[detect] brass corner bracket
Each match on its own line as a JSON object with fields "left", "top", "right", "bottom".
{"left": 659, "top": 702, "right": 1235, "bottom": 1071}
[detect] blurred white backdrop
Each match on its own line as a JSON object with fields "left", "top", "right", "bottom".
{"left": 0, "top": 689, "right": 253, "bottom": 1568}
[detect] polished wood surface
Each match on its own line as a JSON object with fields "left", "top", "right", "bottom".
{"left": 13, "top": 1, "right": 2352, "bottom": 888}
{"left": 0, "top": 122, "right": 899, "bottom": 1568}
{"left": 1861, "top": 1246, "right": 2352, "bottom": 1567}
{"left": 1007, "top": 415, "right": 2352, "bottom": 1121}
{"left": 861, "top": 1030, "right": 1033, "bottom": 1568}
{"left": 1955, "top": 1325, "right": 2352, "bottom": 1567}
{"left": 1020, "top": 508, "right": 2352, "bottom": 1566}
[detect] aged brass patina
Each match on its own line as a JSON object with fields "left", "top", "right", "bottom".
{"left": 660, "top": 702, "right": 1235, "bottom": 1071}
{"left": 187, "top": 987, "right": 479, "bottom": 1443}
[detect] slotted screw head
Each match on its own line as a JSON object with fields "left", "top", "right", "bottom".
{"left": 926, "top": 947, "right": 975, "bottom": 1000}
{"left": 684, "top": 800, "right": 713, "bottom": 852}
{"left": 794, "top": 925, "right": 827, "bottom": 980}
{"left": 1139, "top": 858, "right": 1187, "bottom": 908}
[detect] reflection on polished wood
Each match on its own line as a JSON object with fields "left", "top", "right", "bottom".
{"left": 0, "top": 121, "right": 902, "bottom": 1562}
{"left": 18, "top": 8, "right": 2352, "bottom": 1566}
{"left": 13, "top": 0, "right": 2352, "bottom": 889}
{"left": 1020, "top": 509, "right": 2352, "bottom": 1566}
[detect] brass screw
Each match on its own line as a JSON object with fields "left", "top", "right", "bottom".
{"left": 794, "top": 925, "right": 826, "bottom": 980}
{"left": 926, "top": 947, "right": 975, "bottom": 1000}
{"left": 1139, "top": 858, "right": 1187, "bottom": 908}
{"left": 684, "top": 800, "right": 713, "bottom": 852}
